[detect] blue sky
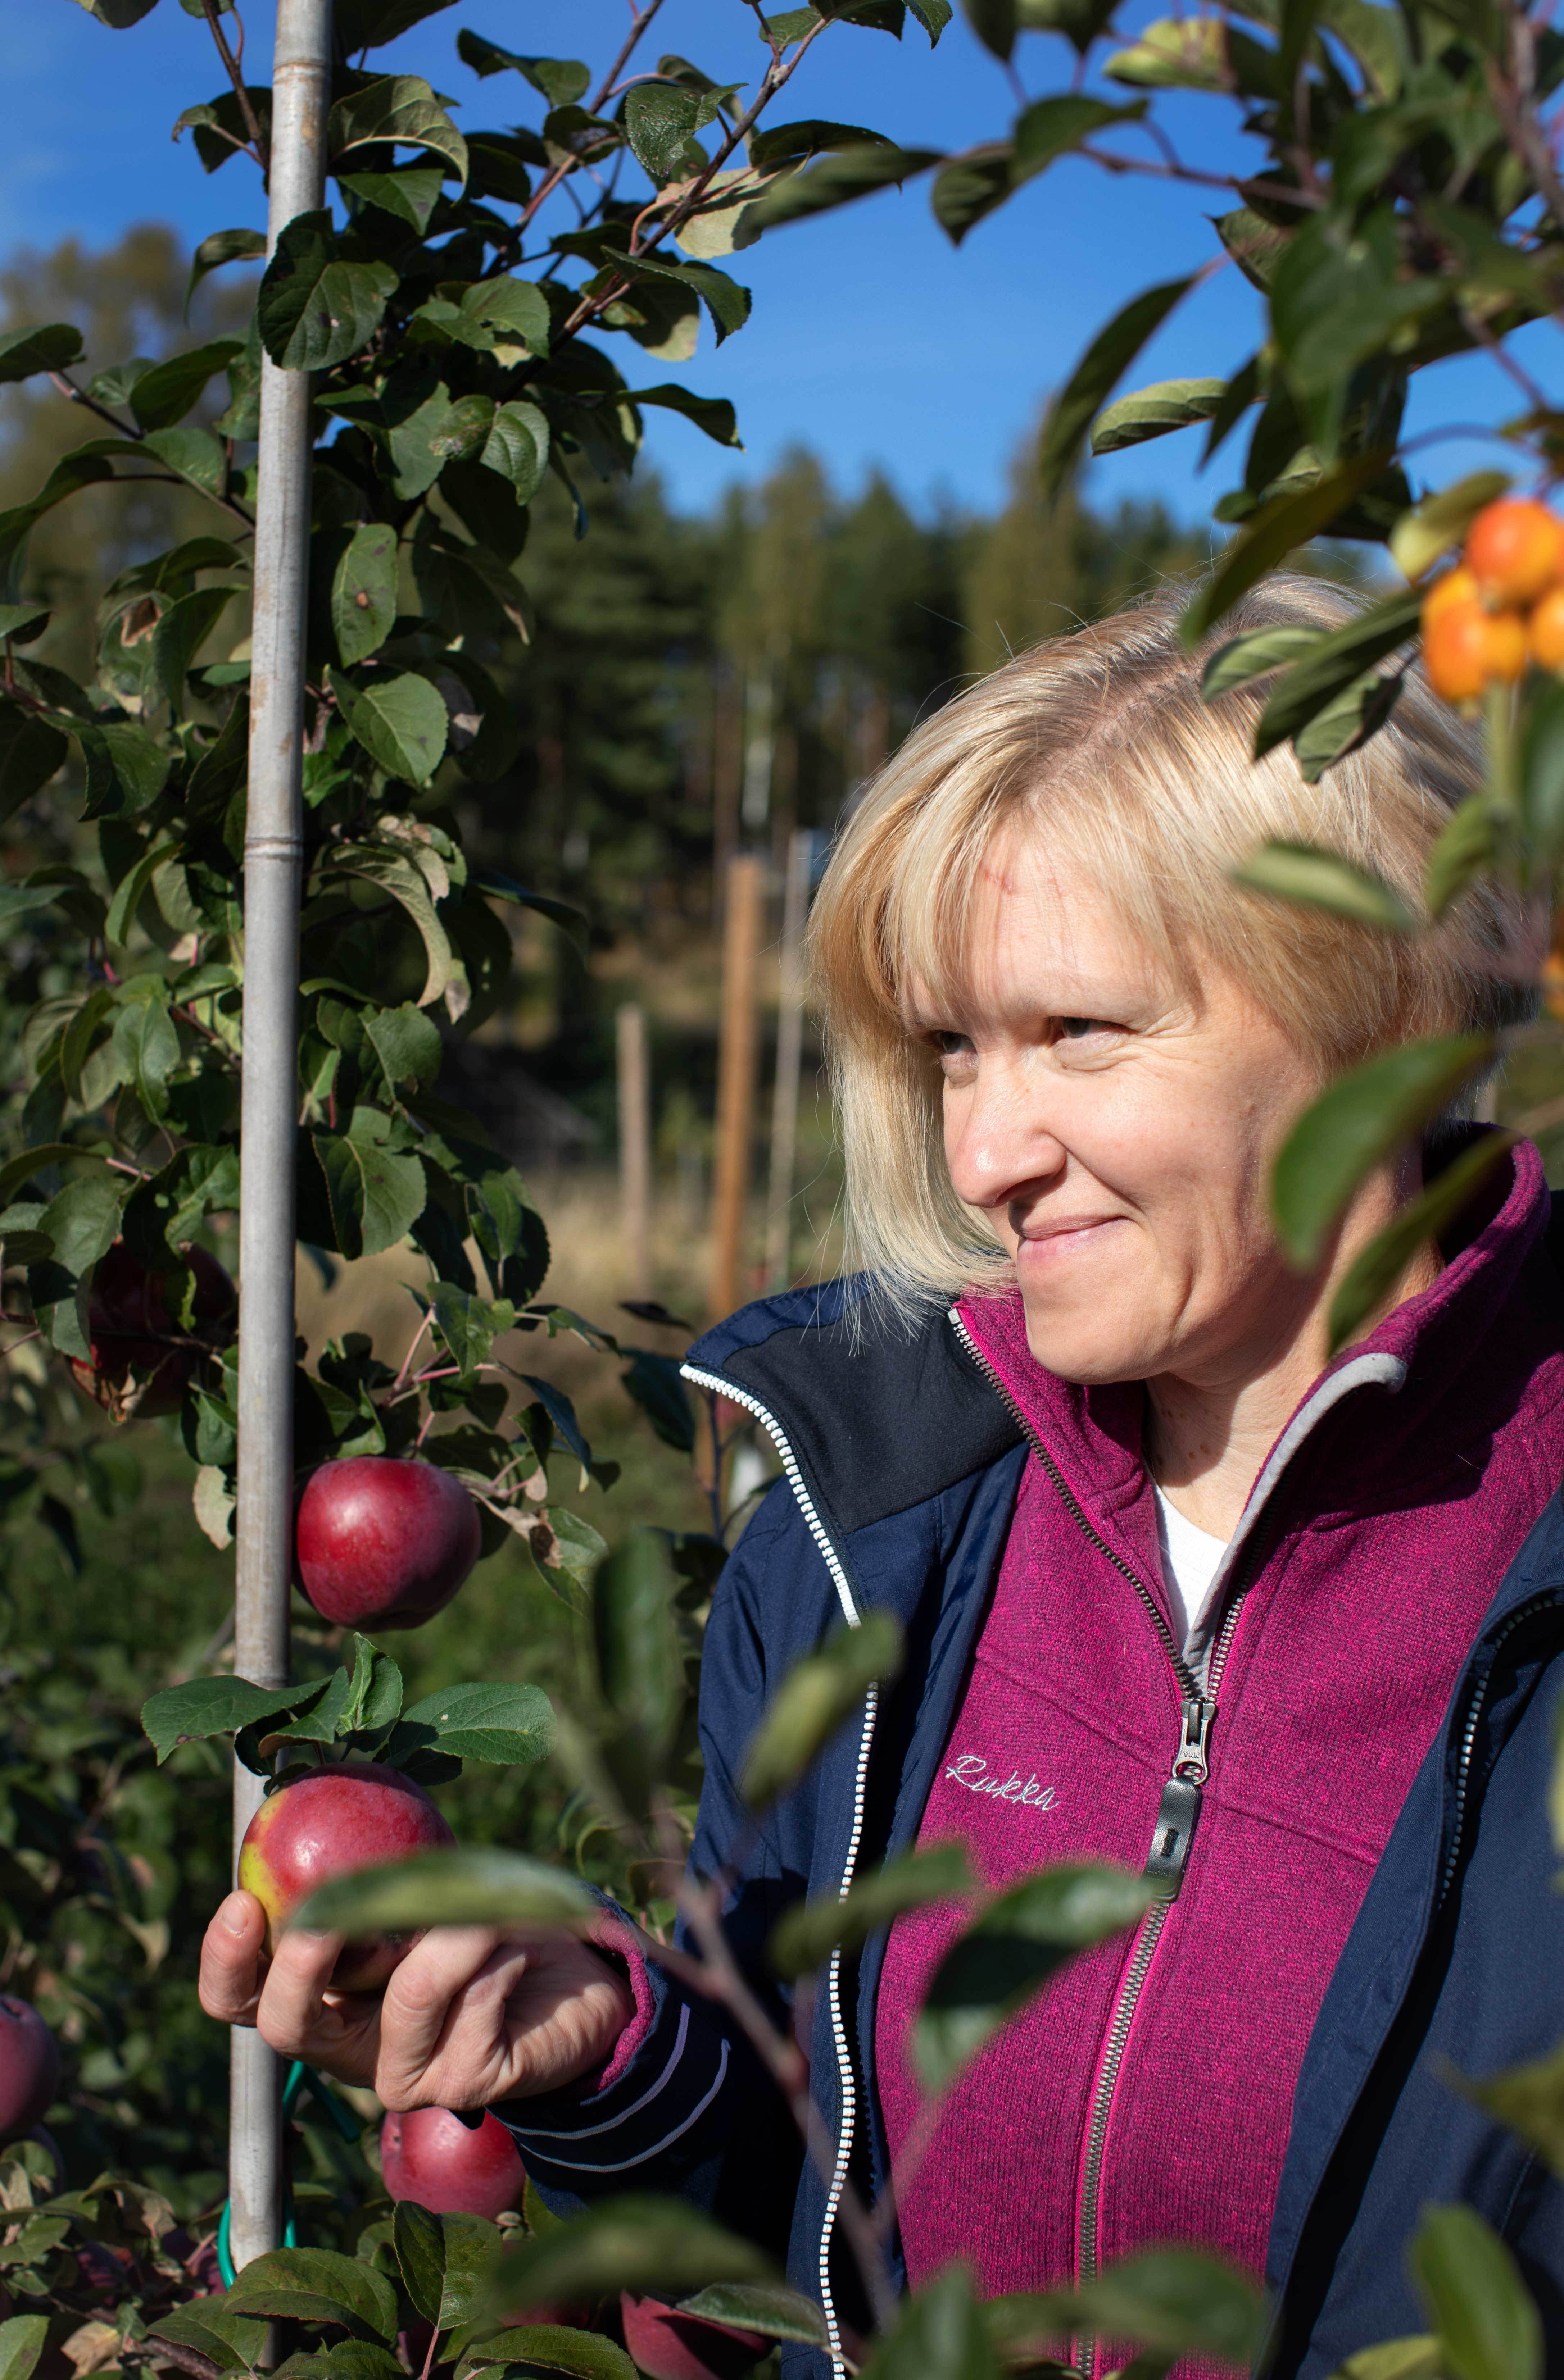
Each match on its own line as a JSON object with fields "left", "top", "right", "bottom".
{"left": 7, "top": 0, "right": 1551, "bottom": 525}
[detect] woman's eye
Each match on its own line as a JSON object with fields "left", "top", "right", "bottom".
{"left": 933, "top": 1031, "right": 973, "bottom": 1057}
{"left": 1058, "top": 1017, "right": 1114, "bottom": 1041}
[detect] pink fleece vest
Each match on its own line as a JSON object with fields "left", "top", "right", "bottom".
{"left": 874, "top": 1142, "right": 1564, "bottom": 2346}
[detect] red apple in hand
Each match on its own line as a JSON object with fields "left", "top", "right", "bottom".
{"left": 0, "top": 1998, "right": 59, "bottom": 2140}
{"left": 237, "top": 1761, "right": 454, "bottom": 1992}
{"left": 295, "top": 1457, "right": 482, "bottom": 1630}
{"left": 620, "top": 2295, "right": 770, "bottom": 2380}
{"left": 381, "top": 2106, "right": 525, "bottom": 2218}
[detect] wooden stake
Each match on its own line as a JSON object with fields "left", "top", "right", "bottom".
{"left": 765, "top": 829, "right": 813, "bottom": 1291}
{"left": 617, "top": 1002, "right": 652, "bottom": 1302}
{"left": 711, "top": 855, "right": 764, "bottom": 1318}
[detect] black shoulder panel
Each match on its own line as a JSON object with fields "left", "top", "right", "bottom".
{"left": 722, "top": 1304, "right": 1023, "bottom": 1541}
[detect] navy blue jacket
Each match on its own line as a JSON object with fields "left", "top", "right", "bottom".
{"left": 498, "top": 1278, "right": 1564, "bottom": 2377}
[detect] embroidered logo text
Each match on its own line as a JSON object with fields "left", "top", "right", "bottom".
{"left": 944, "top": 1753, "right": 1055, "bottom": 1808}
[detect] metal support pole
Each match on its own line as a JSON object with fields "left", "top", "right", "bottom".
{"left": 617, "top": 1004, "right": 652, "bottom": 1302}
{"left": 711, "top": 856, "right": 764, "bottom": 1319}
{"left": 765, "top": 829, "right": 813, "bottom": 1291}
{"left": 229, "top": 0, "right": 331, "bottom": 2279}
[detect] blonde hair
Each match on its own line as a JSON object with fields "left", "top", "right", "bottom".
{"left": 808, "top": 574, "right": 1527, "bottom": 1316}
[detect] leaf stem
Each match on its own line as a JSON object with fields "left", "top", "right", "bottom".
{"left": 201, "top": 0, "right": 269, "bottom": 171}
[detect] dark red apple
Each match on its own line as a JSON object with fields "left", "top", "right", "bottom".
{"left": 381, "top": 2106, "right": 525, "bottom": 2218}
{"left": 620, "top": 2296, "right": 770, "bottom": 2380}
{"left": 237, "top": 1761, "right": 454, "bottom": 1992}
{"left": 294, "top": 1457, "right": 482, "bottom": 1629}
{"left": 69, "top": 1239, "right": 234, "bottom": 1422}
{"left": 0, "top": 1998, "right": 59, "bottom": 2140}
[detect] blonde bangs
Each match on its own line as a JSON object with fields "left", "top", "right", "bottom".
{"left": 807, "top": 574, "right": 1531, "bottom": 1322}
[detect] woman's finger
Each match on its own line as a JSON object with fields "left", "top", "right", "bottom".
{"left": 199, "top": 1892, "right": 269, "bottom": 2027}
{"left": 375, "top": 1926, "right": 514, "bottom": 2099}
{"left": 253, "top": 1926, "right": 379, "bottom": 2078}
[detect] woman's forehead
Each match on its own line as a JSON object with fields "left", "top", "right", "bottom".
{"left": 898, "top": 842, "right": 1173, "bottom": 1022}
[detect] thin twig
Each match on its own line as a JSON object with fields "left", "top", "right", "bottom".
{"left": 48, "top": 371, "right": 139, "bottom": 441}
{"left": 201, "top": 0, "right": 269, "bottom": 169}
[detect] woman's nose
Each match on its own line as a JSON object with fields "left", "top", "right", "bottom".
{"left": 944, "top": 1066, "right": 1067, "bottom": 1213}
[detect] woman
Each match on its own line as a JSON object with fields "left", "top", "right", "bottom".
{"left": 201, "top": 577, "right": 1564, "bottom": 2378}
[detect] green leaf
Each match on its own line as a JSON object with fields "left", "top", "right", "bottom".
{"left": 620, "top": 1349, "right": 696, "bottom": 1452}
{"left": 738, "top": 144, "right": 940, "bottom": 236}
{"left": 0, "top": 706, "right": 68, "bottom": 819}
{"left": 482, "top": 2199, "right": 771, "bottom": 2325}
{"left": 1326, "top": 1134, "right": 1513, "bottom": 1354}
{"left": 1008, "top": 2249, "right": 1267, "bottom": 2368}
{"left": 741, "top": 1610, "right": 904, "bottom": 1812}
{"left": 462, "top": 277, "right": 551, "bottom": 354}
{"left": 0, "top": 605, "right": 50, "bottom": 645}
{"left": 749, "top": 118, "right": 896, "bottom": 168}
{"left": 914, "top": 1863, "right": 1152, "bottom": 2090}
{"left": 1408, "top": 2205, "right": 1542, "bottom": 2380}
{"left": 1105, "top": 15, "right": 1232, "bottom": 84}
{"left": 628, "top": 385, "right": 742, "bottom": 449}
{"left": 152, "top": 584, "right": 237, "bottom": 710}
{"left": 455, "top": 32, "right": 590, "bottom": 104}
{"left": 339, "top": 167, "right": 444, "bottom": 235}
{"left": 330, "top": 669, "right": 448, "bottom": 786}
{"left": 1454, "top": 2038, "right": 1564, "bottom": 2179}
{"left": 105, "top": 838, "right": 181, "bottom": 944}
{"left": 110, "top": 996, "right": 181, "bottom": 1123}
{"left": 1390, "top": 472, "right": 1511, "bottom": 583}
{"left": 1325, "top": 2344, "right": 1442, "bottom": 2380}
{"left": 1092, "top": 376, "right": 1225, "bottom": 455}
{"left": 222, "top": 2247, "right": 400, "bottom": 2344}
{"left": 1232, "top": 843, "right": 1414, "bottom": 932}
{"left": 272, "top": 2349, "right": 407, "bottom": 2380}
{"left": 147, "top": 2309, "right": 270, "bottom": 2377}
{"left": 624, "top": 85, "right": 706, "bottom": 184}
{"left": 128, "top": 337, "right": 242, "bottom": 431}
{"left": 860, "top": 2266, "right": 1000, "bottom": 2380}
{"left": 143, "top": 423, "right": 230, "bottom": 501}
{"left": 0, "top": 326, "right": 85, "bottom": 385}
{"left": 1249, "top": 591, "right": 1422, "bottom": 760}
{"left": 185, "top": 227, "right": 267, "bottom": 314}
{"left": 335, "top": 0, "right": 459, "bottom": 47}
{"left": 294, "top": 1847, "right": 596, "bottom": 1937}
{"left": 363, "top": 1002, "right": 442, "bottom": 1095}
{"left": 1040, "top": 278, "right": 1194, "bottom": 501}
{"left": 393, "top": 2204, "right": 495, "bottom": 2329}
{"left": 1271, "top": 1034, "right": 1495, "bottom": 1269}
{"left": 592, "top": 1529, "right": 684, "bottom": 1761}
{"left": 1181, "top": 451, "right": 1396, "bottom": 643}
{"left": 332, "top": 847, "right": 456, "bottom": 1006}
{"left": 313, "top": 1128, "right": 426, "bottom": 1258}
{"left": 1424, "top": 794, "right": 1499, "bottom": 921}
{"left": 480, "top": 401, "right": 550, "bottom": 499}
{"left": 676, "top": 2286, "right": 828, "bottom": 2349}
{"left": 1201, "top": 625, "right": 1321, "bottom": 700}
{"left": 459, "top": 2331, "right": 635, "bottom": 2380}
{"left": 1293, "top": 670, "right": 1404, "bottom": 783}
{"left": 37, "top": 1172, "right": 125, "bottom": 1274}
{"left": 329, "top": 75, "right": 469, "bottom": 189}
{"left": 332, "top": 525, "right": 398, "bottom": 668}
{"left": 963, "top": 0, "right": 1017, "bottom": 56}
{"left": 619, "top": 256, "right": 751, "bottom": 346}
{"left": 391, "top": 1681, "right": 555, "bottom": 1766}
{"left": 0, "top": 2321, "right": 49, "bottom": 2380}
{"left": 258, "top": 211, "right": 398, "bottom": 372}
{"left": 770, "top": 1843, "right": 974, "bottom": 1975}
{"left": 141, "top": 1675, "right": 328, "bottom": 1763}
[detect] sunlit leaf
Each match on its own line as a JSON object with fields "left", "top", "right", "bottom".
{"left": 1040, "top": 278, "right": 1195, "bottom": 501}
{"left": 1408, "top": 2206, "right": 1542, "bottom": 2380}
{"left": 293, "top": 1847, "right": 596, "bottom": 1937}
{"left": 1390, "top": 472, "right": 1512, "bottom": 582}
{"left": 1450, "top": 2038, "right": 1564, "bottom": 2180}
{"left": 1326, "top": 1134, "right": 1512, "bottom": 1353}
{"left": 769, "top": 1843, "right": 974, "bottom": 1975}
{"left": 1270, "top": 1034, "right": 1493, "bottom": 1269}
{"left": 740, "top": 1610, "right": 903, "bottom": 1811}
{"left": 1182, "top": 451, "right": 1395, "bottom": 643}
{"left": 1092, "top": 377, "right": 1225, "bottom": 455}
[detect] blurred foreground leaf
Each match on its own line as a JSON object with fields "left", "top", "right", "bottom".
{"left": 1408, "top": 2205, "right": 1541, "bottom": 2380}
{"left": 741, "top": 1610, "right": 903, "bottom": 1811}
{"left": 482, "top": 2198, "right": 771, "bottom": 2320}
{"left": 770, "top": 1842, "right": 974, "bottom": 1975}
{"left": 293, "top": 1848, "right": 597, "bottom": 1937}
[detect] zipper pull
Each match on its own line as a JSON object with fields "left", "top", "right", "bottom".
{"left": 1143, "top": 1698, "right": 1217, "bottom": 1896}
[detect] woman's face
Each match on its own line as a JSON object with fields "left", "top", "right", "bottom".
{"left": 913, "top": 832, "right": 1344, "bottom": 1391}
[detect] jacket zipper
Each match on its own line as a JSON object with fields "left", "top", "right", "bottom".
{"left": 1437, "top": 1589, "right": 1562, "bottom": 1910}
{"left": 681, "top": 1359, "right": 869, "bottom": 2378}
{"left": 947, "top": 1311, "right": 1257, "bottom": 2374}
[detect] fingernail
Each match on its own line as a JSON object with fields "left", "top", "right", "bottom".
{"left": 219, "top": 1893, "right": 251, "bottom": 1937}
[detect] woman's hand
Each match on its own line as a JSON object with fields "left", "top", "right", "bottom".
{"left": 199, "top": 1890, "right": 636, "bottom": 2111}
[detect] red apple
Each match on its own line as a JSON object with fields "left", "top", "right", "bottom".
{"left": 295, "top": 1457, "right": 482, "bottom": 1629}
{"left": 69, "top": 1239, "right": 234, "bottom": 1422}
{"left": 381, "top": 2106, "right": 525, "bottom": 2219}
{"left": 0, "top": 1998, "right": 59, "bottom": 2140}
{"left": 237, "top": 1761, "right": 454, "bottom": 1992}
{"left": 620, "top": 2296, "right": 770, "bottom": 2380}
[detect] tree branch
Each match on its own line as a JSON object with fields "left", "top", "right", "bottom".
{"left": 201, "top": 0, "right": 268, "bottom": 170}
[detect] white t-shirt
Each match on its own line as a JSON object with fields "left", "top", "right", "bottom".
{"left": 1153, "top": 1483, "right": 1229, "bottom": 1649}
